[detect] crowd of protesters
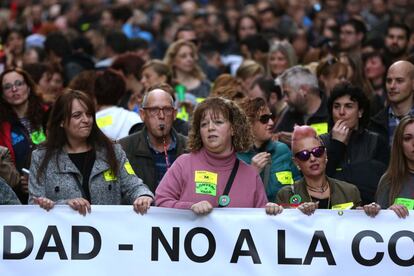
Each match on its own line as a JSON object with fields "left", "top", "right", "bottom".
{"left": 0, "top": 0, "right": 414, "bottom": 218}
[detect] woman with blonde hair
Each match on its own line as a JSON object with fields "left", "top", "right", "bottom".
{"left": 267, "top": 40, "right": 297, "bottom": 78}
{"left": 156, "top": 97, "right": 281, "bottom": 215}
{"left": 163, "top": 39, "right": 211, "bottom": 100}
{"left": 235, "top": 60, "right": 265, "bottom": 97}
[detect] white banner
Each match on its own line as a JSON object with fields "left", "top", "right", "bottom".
{"left": 0, "top": 206, "right": 413, "bottom": 276}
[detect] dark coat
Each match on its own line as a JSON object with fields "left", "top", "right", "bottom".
{"left": 119, "top": 127, "right": 187, "bottom": 193}
{"left": 368, "top": 107, "right": 389, "bottom": 145}
{"left": 276, "top": 95, "right": 329, "bottom": 135}
{"left": 320, "top": 129, "right": 389, "bottom": 204}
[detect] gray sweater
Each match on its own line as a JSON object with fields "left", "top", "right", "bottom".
{"left": 28, "top": 144, "right": 153, "bottom": 205}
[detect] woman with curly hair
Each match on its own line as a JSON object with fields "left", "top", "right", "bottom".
{"left": 238, "top": 97, "right": 300, "bottom": 202}
{"left": 0, "top": 68, "right": 47, "bottom": 203}
{"left": 155, "top": 97, "right": 282, "bottom": 215}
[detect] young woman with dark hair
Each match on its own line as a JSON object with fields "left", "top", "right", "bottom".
{"left": 29, "top": 89, "right": 153, "bottom": 215}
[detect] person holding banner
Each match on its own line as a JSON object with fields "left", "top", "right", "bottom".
{"left": 28, "top": 89, "right": 153, "bottom": 215}
{"left": 155, "top": 97, "right": 282, "bottom": 215}
{"left": 377, "top": 115, "right": 414, "bottom": 218}
{"left": 276, "top": 125, "right": 381, "bottom": 217}
{"left": 237, "top": 97, "right": 301, "bottom": 201}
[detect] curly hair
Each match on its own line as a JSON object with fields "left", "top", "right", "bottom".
{"left": 187, "top": 97, "right": 253, "bottom": 152}
{"left": 238, "top": 97, "right": 268, "bottom": 125}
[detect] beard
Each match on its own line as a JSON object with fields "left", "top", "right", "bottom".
{"left": 385, "top": 44, "right": 407, "bottom": 57}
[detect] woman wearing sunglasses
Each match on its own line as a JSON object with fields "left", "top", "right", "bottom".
{"left": 276, "top": 125, "right": 380, "bottom": 216}
{"left": 155, "top": 97, "right": 282, "bottom": 215}
{"left": 376, "top": 116, "right": 414, "bottom": 218}
{"left": 320, "top": 83, "right": 388, "bottom": 205}
{"left": 238, "top": 97, "right": 301, "bottom": 201}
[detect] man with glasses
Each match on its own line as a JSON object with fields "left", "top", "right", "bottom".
{"left": 119, "top": 84, "right": 187, "bottom": 193}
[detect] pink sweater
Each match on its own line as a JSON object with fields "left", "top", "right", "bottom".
{"left": 155, "top": 147, "right": 268, "bottom": 209}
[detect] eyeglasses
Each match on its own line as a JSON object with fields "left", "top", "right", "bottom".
{"left": 143, "top": 106, "right": 175, "bottom": 117}
{"left": 294, "top": 146, "right": 325, "bottom": 161}
{"left": 2, "top": 80, "right": 26, "bottom": 92}
{"left": 258, "top": 113, "right": 274, "bottom": 124}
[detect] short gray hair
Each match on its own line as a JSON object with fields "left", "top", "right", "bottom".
{"left": 141, "top": 86, "right": 175, "bottom": 108}
{"left": 278, "top": 65, "right": 319, "bottom": 94}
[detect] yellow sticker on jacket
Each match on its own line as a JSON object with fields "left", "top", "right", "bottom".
{"left": 195, "top": 171, "right": 218, "bottom": 196}
{"left": 194, "top": 171, "right": 217, "bottom": 184}
{"left": 124, "top": 162, "right": 135, "bottom": 175}
{"left": 331, "top": 202, "right": 354, "bottom": 210}
{"left": 275, "top": 171, "right": 294, "bottom": 185}
{"left": 96, "top": 115, "right": 113, "bottom": 128}
{"left": 104, "top": 170, "right": 117, "bottom": 181}
{"left": 310, "top": 122, "right": 328, "bottom": 135}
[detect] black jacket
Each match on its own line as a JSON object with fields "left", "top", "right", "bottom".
{"left": 276, "top": 95, "right": 329, "bottom": 134}
{"left": 119, "top": 127, "right": 187, "bottom": 193}
{"left": 368, "top": 107, "right": 389, "bottom": 145}
{"left": 320, "top": 129, "right": 389, "bottom": 204}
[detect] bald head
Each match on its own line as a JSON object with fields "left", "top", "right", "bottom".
{"left": 142, "top": 88, "right": 174, "bottom": 108}
{"left": 388, "top": 60, "right": 414, "bottom": 80}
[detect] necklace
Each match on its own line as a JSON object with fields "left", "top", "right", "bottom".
{"left": 306, "top": 179, "right": 329, "bottom": 193}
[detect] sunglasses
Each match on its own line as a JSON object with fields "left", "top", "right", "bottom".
{"left": 294, "top": 146, "right": 325, "bottom": 161}
{"left": 259, "top": 113, "right": 274, "bottom": 124}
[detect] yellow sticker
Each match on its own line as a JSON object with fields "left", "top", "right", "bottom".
{"left": 103, "top": 170, "right": 117, "bottom": 181}
{"left": 96, "top": 115, "right": 113, "bottom": 128}
{"left": 331, "top": 202, "right": 354, "bottom": 210}
{"left": 124, "top": 162, "right": 135, "bottom": 175}
{"left": 275, "top": 171, "right": 294, "bottom": 185}
{"left": 194, "top": 171, "right": 217, "bottom": 185}
{"left": 310, "top": 122, "right": 328, "bottom": 135}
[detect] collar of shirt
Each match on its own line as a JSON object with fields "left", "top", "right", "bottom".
{"left": 146, "top": 133, "right": 177, "bottom": 154}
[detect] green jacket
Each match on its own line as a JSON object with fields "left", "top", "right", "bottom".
{"left": 276, "top": 177, "right": 362, "bottom": 209}
{"left": 238, "top": 141, "right": 301, "bottom": 202}
{"left": 119, "top": 127, "right": 187, "bottom": 193}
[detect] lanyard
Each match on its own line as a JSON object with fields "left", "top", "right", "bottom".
{"left": 218, "top": 159, "right": 239, "bottom": 208}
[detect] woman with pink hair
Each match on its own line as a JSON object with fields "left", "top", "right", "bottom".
{"left": 276, "top": 125, "right": 380, "bottom": 216}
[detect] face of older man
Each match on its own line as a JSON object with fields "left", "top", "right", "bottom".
{"left": 140, "top": 89, "right": 176, "bottom": 141}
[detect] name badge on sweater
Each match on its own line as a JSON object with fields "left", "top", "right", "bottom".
{"left": 124, "top": 162, "right": 135, "bottom": 175}
{"left": 394, "top": 198, "right": 414, "bottom": 210}
{"left": 195, "top": 171, "right": 217, "bottom": 196}
{"left": 104, "top": 170, "right": 117, "bottom": 181}
{"left": 331, "top": 202, "right": 354, "bottom": 210}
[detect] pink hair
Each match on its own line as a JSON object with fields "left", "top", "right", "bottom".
{"left": 291, "top": 125, "right": 318, "bottom": 151}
